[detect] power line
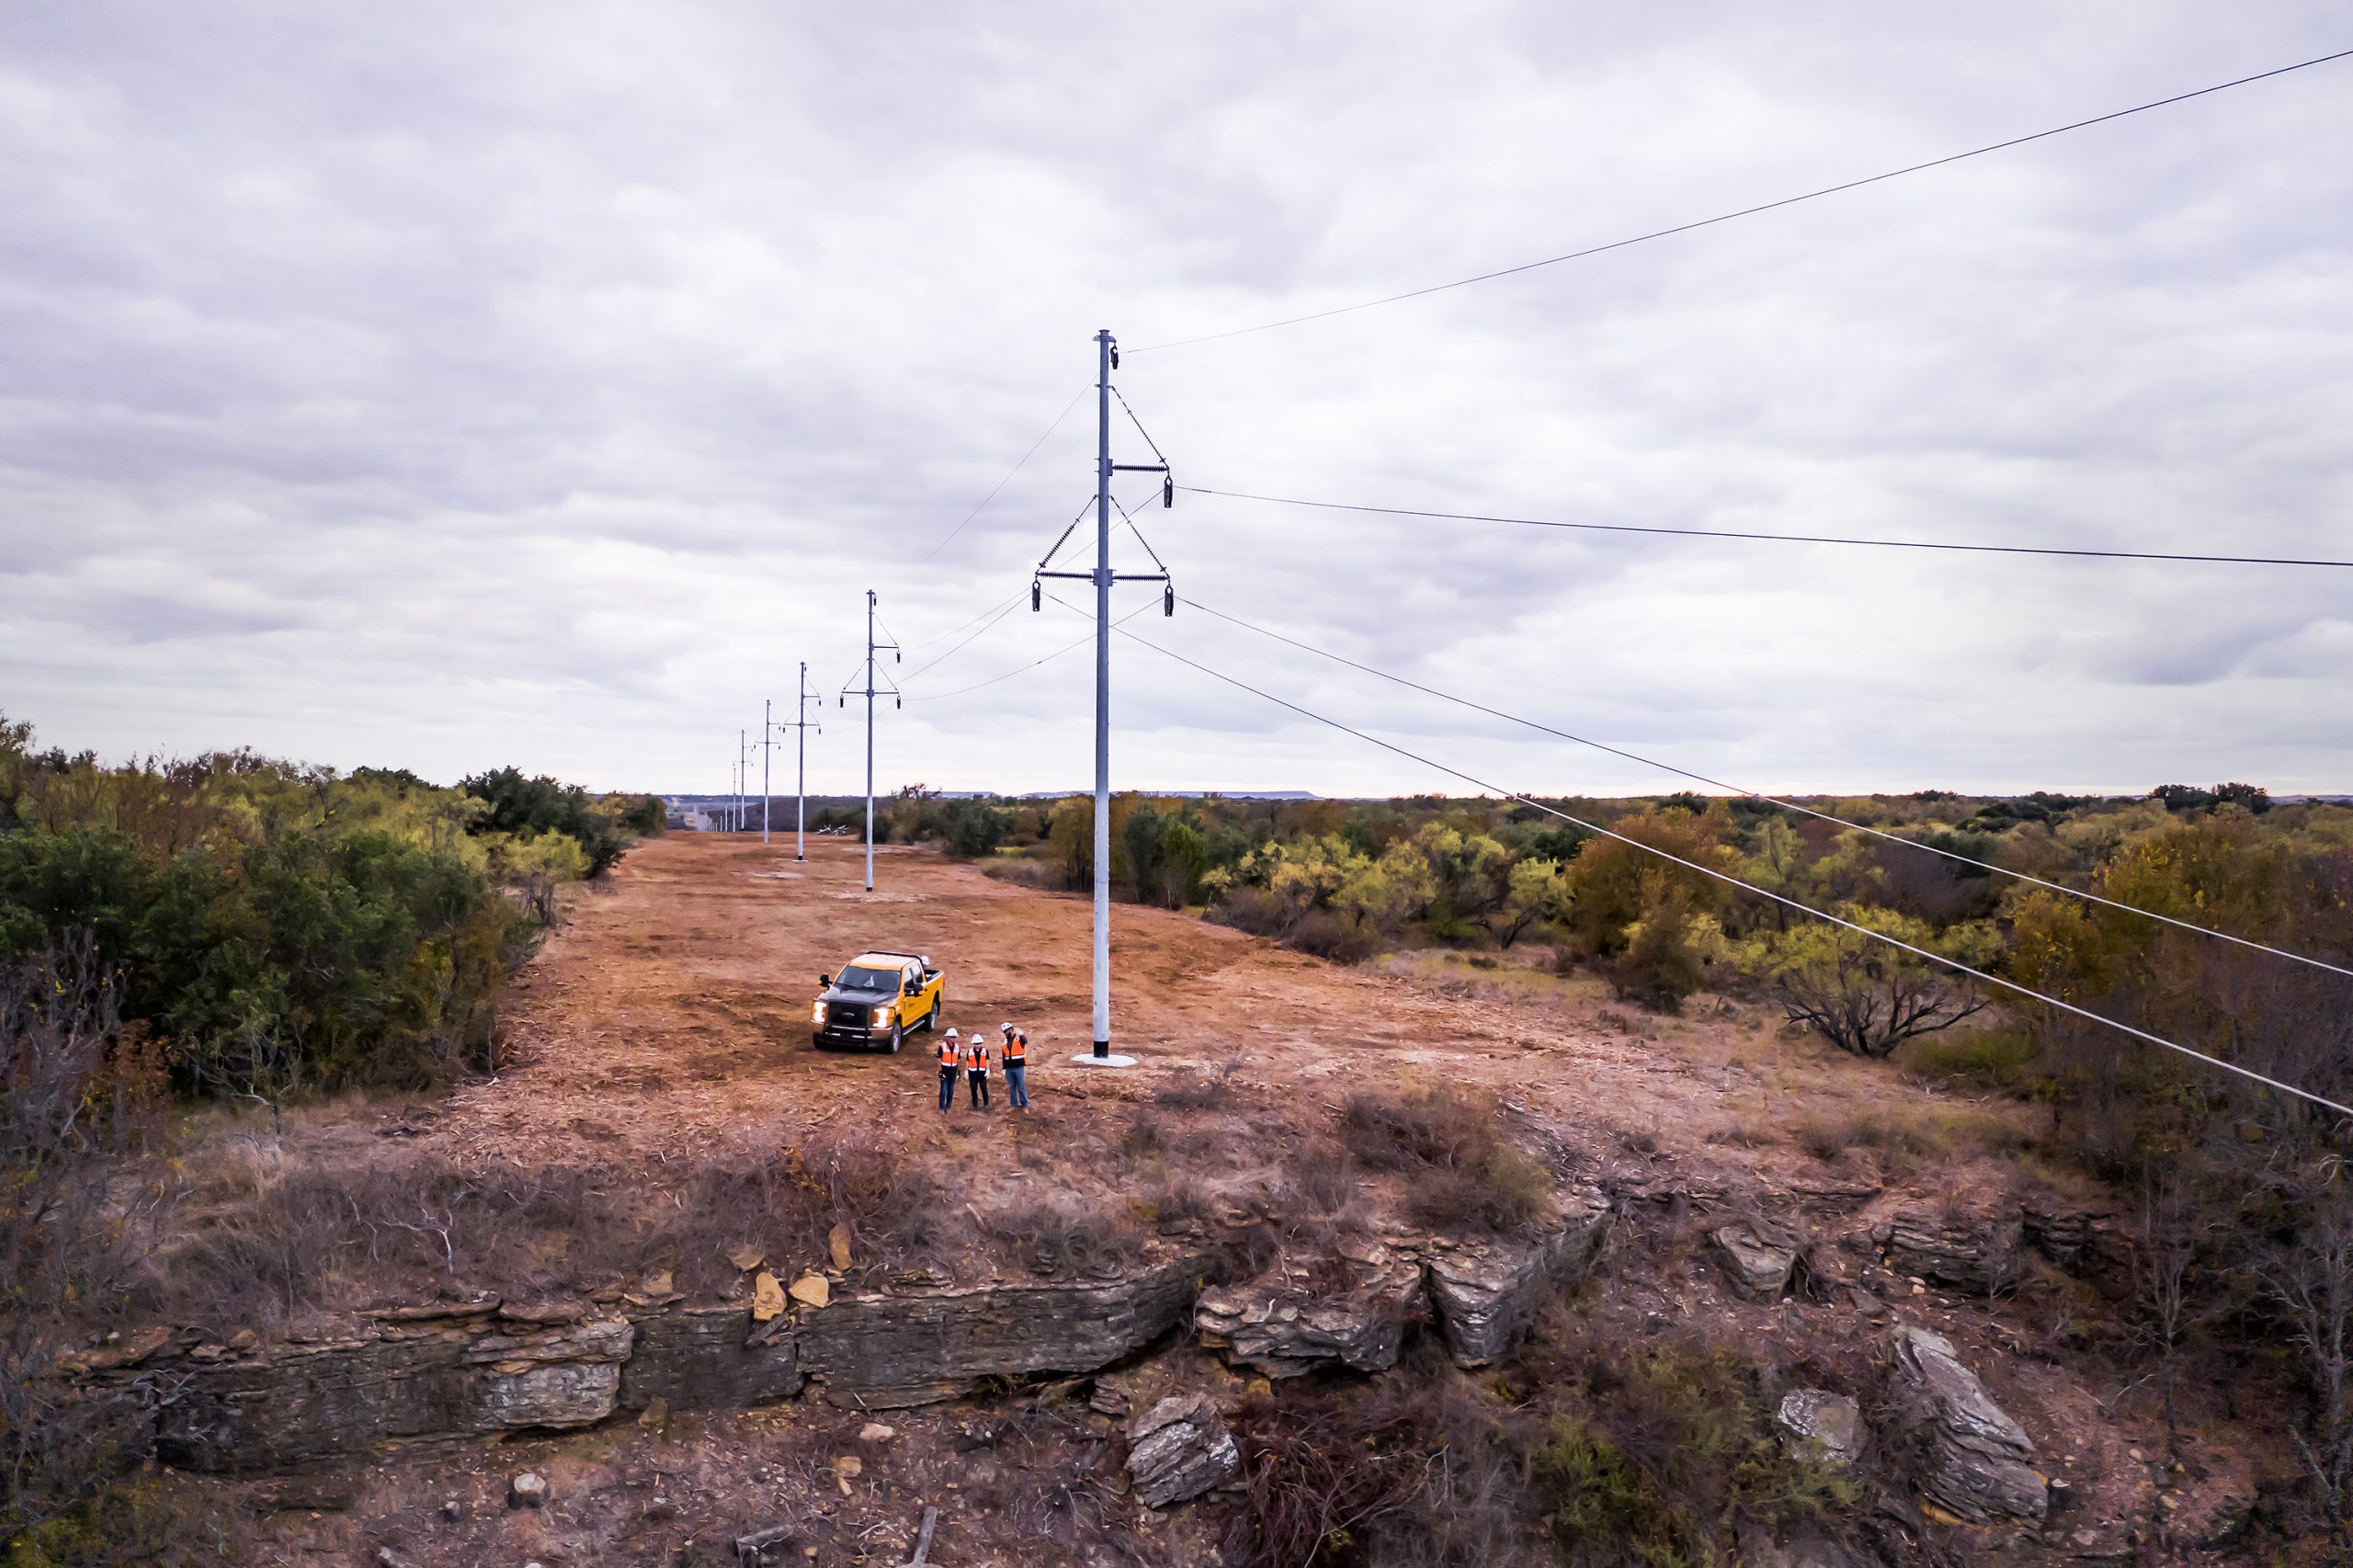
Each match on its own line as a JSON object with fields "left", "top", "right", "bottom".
{"left": 900, "top": 595, "right": 1028, "bottom": 684}
{"left": 1178, "top": 593, "right": 2353, "bottom": 982}
{"left": 1110, "top": 384, "right": 1170, "bottom": 468}
{"left": 898, "top": 589, "right": 1033, "bottom": 657}
{"left": 1182, "top": 487, "right": 2353, "bottom": 569}
{"left": 903, "top": 488, "right": 1166, "bottom": 687}
{"left": 1061, "top": 597, "right": 2353, "bottom": 1119}
{"left": 903, "top": 600, "right": 1157, "bottom": 704}
{"left": 916, "top": 383, "right": 1092, "bottom": 565}
{"left": 1134, "top": 48, "right": 2353, "bottom": 352}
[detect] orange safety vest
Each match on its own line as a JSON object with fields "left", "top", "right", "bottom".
{"left": 964, "top": 1040, "right": 989, "bottom": 1072}
{"left": 1002, "top": 1032, "right": 1027, "bottom": 1062}
{"left": 938, "top": 1038, "right": 960, "bottom": 1068}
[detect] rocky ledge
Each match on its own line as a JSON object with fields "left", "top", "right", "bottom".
{"left": 73, "top": 1188, "right": 1615, "bottom": 1475}
{"left": 1196, "top": 1188, "right": 1612, "bottom": 1378}
{"left": 85, "top": 1261, "right": 1208, "bottom": 1473}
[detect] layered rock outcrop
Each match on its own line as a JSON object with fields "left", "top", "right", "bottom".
{"left": 1421, "top": 1187, "right": 1610, "bottom": 1365}
{"left": 103, "top": 1263, "right": 1207, "bottom": 1473}
{"left": 1196, "top": 1249, "right": 1421, "bottom": 1378}
{"left": 1874, "top": 1203, "right": 2021, "bottom": 1295}
{"left": 796, "top": 1259, "right": 1204, "bottom": 1406}
{"left": 153, "top": 1312, "right": 631, "bottom": 1471}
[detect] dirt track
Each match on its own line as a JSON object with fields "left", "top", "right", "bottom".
{"left": 436, "top": 831, "right": 1487, "bottom": 1173}
{"left": 392, "top": 831, "right": 1904, "bottom": 1199}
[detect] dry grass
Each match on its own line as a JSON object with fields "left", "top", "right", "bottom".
{"left": 981, "top": 1196, "right": 1143, "bottom": 1279}
{"left": 139, "top": 1129, "right": 949, "bottom": 1332}
{"left": 1153, "top": 1071, "right": 1234, "bottom": 1112}
{"left": 1274, "top": 1138, "right": 1372, "bottom": 1244}
{"left": 1788, "top": 1103, "right": 2038, "bottom": 1177}
{"left": 977, "top": 858, "right": 1057, "bottom": 891}
{"left": 1340, "top": 1083, "right": 1558, "bottom": 1238}
{"left": 1704, "top": 1116, "right": 1779, "bottom": 1149}
{"left": 1152, "top": 1171, "right": 1217, "bottom": 1230}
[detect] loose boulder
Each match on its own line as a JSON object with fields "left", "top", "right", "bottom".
{"left": 1887, "top": 1327, "right": 2045, "bottom": 1522}
{"left": 1708, "top": 1220, "right": 1800, "bottom": 1301}
{"left": 1775, "top": 1388, "right": 1863, "bottom": 1470}
{"left": 1126, "top": 1392, "right": 1240, "bottom": 1508}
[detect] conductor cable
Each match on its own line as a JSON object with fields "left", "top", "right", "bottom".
{"left": 1133, "top": 48, "right": 2353, "bottom": 352}
{"left": 1180, "top": 487, "right": 2353, "bottom": 570}
{"left": 1176, "top": 594, "right": 2353, "bottom": 982}
{"left": 1051, "top": 595, "right": 2353, "bottom": 1120}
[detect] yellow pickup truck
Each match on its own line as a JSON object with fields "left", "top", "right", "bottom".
{"left": 811, "top": 950, "right": 944, "bottom": 1052}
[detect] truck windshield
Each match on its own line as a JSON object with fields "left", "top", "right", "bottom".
{"left": 836, "top": 965, "right": 901, "bottom": 992}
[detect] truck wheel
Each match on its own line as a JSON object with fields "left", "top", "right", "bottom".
{"left": 924, "top": 994, "right": 943, "bottom": 1031}
{"left": 887, "top": 1023, "right": 904, "bottom": 1054}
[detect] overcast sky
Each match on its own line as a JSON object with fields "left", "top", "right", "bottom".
{"left": 4, "top": 3, "right": 2348, "bottom": 801}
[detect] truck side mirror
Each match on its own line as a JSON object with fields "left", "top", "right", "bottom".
{"left": 819, "top": 973, "right": 831, "bottom": 987}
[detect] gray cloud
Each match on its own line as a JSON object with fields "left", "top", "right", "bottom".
{"left": 2, "top": 1, "right": 2348, "bottom": 799}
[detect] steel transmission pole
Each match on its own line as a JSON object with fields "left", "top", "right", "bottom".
{"left": 794, "top": 661, "right": 820, "bottom": 862}
{"left": 1090, "top": 328, "right": 1114, "bottom": 1059}
{"left": 1029, "top": 329, "right": 1170, "bottom": 1067}
{"left": 761, "top": 699, "right": 772, "bottom": 845}
{"left": 841, "top": 590, "right": 899, "bottom": 892}
{"left": 864, "top": 595, "right": 876, "bottom": 892}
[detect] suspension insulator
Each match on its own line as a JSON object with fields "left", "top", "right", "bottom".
{"left": 1031, "top": 579, "right": 1041, "bottom": 611}
{"left": 1164, "top": 584, "right": 1175, "bottom": 618}
{"left": 1164, "top": 475, "right": 1174, "bottom": 509}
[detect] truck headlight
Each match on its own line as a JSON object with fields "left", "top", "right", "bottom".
{"left": 811, "top": 1002, "right": 825, "bottom": 1025}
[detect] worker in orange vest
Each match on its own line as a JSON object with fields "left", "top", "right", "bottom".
{"left": 999, "top": 1022, "right": 1029, "bottom": 1110}
{"left": 963, "top": 1028, "right": 991, "bottom": 1110}
{"left": 937, "top": 1028, "right": 961, "bottom": 1111}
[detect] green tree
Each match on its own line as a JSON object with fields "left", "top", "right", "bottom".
{"left": 460, "top": 767, "right": 627, "bottom": 874}
{"left": 1493, "top": 857, "right": 1570, "bottom": 948}
{"left": 1563, "top": 805, "right": 1733, "bottom": 959}
{"left": 939, "top": 798, "right": 1008, "bottom": 859}
{"left": 1609, "top": 872, "right": 1711, "bottom": 1011}
{"left": 1739, "top": 906, "right": 1996, "bottom": 1057}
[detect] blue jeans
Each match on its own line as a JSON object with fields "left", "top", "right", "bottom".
{"left": 1006, "top": 1063, "right": 1029, "bottom": 1108}
{"left": 938, "top": 1067, "right": 957, "bottom": 1110}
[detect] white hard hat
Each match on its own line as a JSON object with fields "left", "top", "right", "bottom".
{"left": 945, "top": 1028, "right": 960, "bottom": 1038}
{"left": 1000, "top": 1021, "right": 1013, "bottom": 1031}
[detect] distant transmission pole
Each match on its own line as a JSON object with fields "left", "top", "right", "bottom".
{"left": 839, "top": 590, "right": 900, "bottom": 892}
{"left": 738, "top": 729, "right": 747, "bottom": 834}
{"left": 791, "top": 661, "right": 822, "bottom": 861}
{"left": 1032, "top": 327, "right": 1172, "bottom": 1065}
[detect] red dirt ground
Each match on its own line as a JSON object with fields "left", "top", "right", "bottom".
{"left": 382, "top": 832, "right": 1928, "bottom": 1198}
{"left": 196, "top": 833, "right": 2269, "bottom": 1564}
